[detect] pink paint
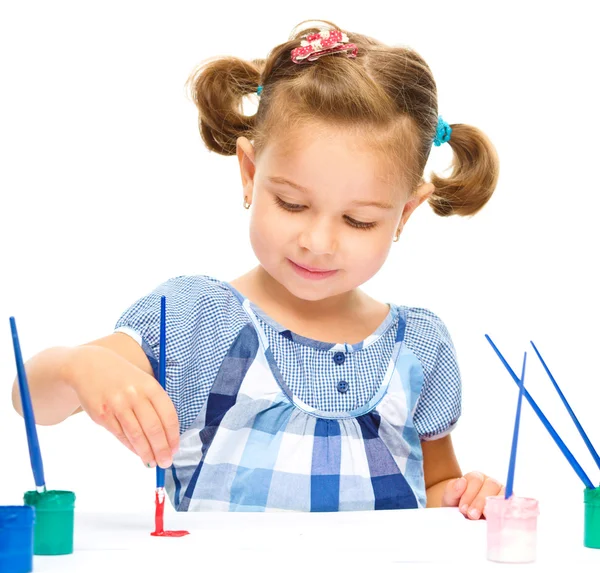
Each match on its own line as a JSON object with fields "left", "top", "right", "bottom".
{"left": 485, "top": 495, "right": 539, "bottom": 563}
{"left": 150, "top": 491, "right": 189, "bottom": 538}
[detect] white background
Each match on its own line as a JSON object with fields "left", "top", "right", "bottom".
{"left": 1, "top": 0, "right": 598, "bottom": 520}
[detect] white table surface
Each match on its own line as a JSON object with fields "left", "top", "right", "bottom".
{"left": 31, "top": 507, "right": 600, "bottom": 572}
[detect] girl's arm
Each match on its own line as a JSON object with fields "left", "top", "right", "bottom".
{"left": 422, "top": 435, "right": 462, "bottom": 507}
{"left": 10, "top": 333, "right": 179, "bottom": 468}
{"left": 11, "top": 333, "right": 153, "bottom": 423}
{"left": 422, "top": 435, "right": 504, "bottom": 519}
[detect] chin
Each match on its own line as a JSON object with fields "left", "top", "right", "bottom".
{"left": 283, "top": 273, "right": 347, "bottom": 302}
{"left": 287, "top": 287, "right": 332, "bottom": 302}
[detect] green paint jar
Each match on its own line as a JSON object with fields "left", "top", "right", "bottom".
{"left": 23, "top": 490, "right": 75, "bottom": 555}
{"left": 584, "top": 486, "right": 600, "bottom": 549}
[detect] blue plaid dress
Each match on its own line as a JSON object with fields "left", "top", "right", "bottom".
{"left": 115, "top": 275, "right": 461, "bottom": 512}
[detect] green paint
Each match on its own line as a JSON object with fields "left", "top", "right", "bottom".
{"left": 584, "top": 486, "right": 600, "bottom": 549}
{"left": 23, "top": 490, "right": 75, "bottom": 555}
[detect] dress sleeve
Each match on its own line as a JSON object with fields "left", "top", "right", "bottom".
{"left": 404, "top": 307, "right": 462, "bottom": 440}
{"left": 114, "top": 275, "right": 247, "bottom": 433}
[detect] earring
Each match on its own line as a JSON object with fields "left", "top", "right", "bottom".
{"left": 243, "top": 196, "right": 251, "bottom": 210}
{"left": 393, "top": 229, "right": 401, "bottom": 242}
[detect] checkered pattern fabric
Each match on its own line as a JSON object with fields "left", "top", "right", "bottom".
{"left": 114, "top": 275, "right": 462, "bottom": 511}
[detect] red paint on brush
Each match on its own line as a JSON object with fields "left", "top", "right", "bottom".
{"left": 150, "top": 490, "right": 189, "bottom": 537}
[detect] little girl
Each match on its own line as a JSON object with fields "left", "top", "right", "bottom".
{"left": 13, "top": 20, "right": 503, "bottom": 517}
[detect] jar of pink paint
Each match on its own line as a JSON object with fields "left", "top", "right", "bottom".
{"left": 485, "top": 495, "right": 539, "bottom": 563}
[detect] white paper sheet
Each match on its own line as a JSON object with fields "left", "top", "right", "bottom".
{"left": 30, "top": 507, "right": 600, "bottom": 572}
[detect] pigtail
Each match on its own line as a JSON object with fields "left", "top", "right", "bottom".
{"left": 185, "top": 20, "right": 500, "bottom": 216}
{"left": 186, "top": 57, "right": 264, "bottom": 156}
{"left": 428, "top": 124, "right": 499, "bottom": 217}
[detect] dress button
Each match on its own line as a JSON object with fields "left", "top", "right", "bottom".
{"left": 333, "top": 352, "right": 346, "bottom": 365}
{"left": 337, "top": 380, "right": 349, "bottom": 393}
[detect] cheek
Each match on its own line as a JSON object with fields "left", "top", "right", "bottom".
{"left": 248, "top": 205, "right": 286, "bottom": 259}
{"left": 349, "top": 235, "right": 391, "bottom": 273}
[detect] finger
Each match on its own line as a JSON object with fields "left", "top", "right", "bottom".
{"left": 483, "top": 485, "right": 506, "bottom": 518}
{"left": 132, "top": 398, "right": 173, "bottom": 469}
{"left": 90, "top": 403, "right": 137, "bottom": 455}
{"left": 105, "top": 413, "right": 137, "bottom": 455}
{"left": 458, "top": 471, "right": 485, "bottom": 516}
{"left": 467, "top": 477, "right": 504, "bottom": 520}
{"left": 440, "top": 477, "right": 468, "bottom": 507}
{"left": 115, "top": 408, "right": 156, "bottom": 467}
{"left": 147, "top": 386, "right": 180, "bottom": 455}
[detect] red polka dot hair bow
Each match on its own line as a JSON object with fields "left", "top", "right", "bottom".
{"left": 291, "top": 29, "right": 358, "bottom": 64}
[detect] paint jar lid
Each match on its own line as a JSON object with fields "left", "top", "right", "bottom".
{"left": 24, "top": 490, "right": 76, "bottom": 511}
{"left": 0, "top": 505, "right": 35, "bottom": 528}
{"left": 584, "top": 486, "right": 600, "bottom": 506}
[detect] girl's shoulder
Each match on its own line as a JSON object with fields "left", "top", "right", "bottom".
{"left": 394, "top": 304, "right": 457, "bottom": 365}
{"left": 144, "top": 274, "right": 244, "bottom": 314}
{"left": 396, "top": 305, "right": 453, "bottom": 340}
{"left": 156, "top": 273, "right": 233, "bottom": 299}
{"left": 115, "top": 274, "right": 250, "bottom": 341}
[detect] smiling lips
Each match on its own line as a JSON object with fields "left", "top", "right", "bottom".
{"left": 288, "top": 259, "right": 338, "bottom": 280}
{"left": 295, "top": 261, "right": 333, "bottom": 272}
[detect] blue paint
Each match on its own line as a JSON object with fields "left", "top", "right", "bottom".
{"left": 0, "top": 505, "right": 35, "bottom": 573}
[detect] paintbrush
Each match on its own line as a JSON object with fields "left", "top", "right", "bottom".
{"left": 10, "top": 317, "right": 47, "bottom": 493}
{"left": 530, "top": 341, "right": 600, "bottom": 471}
{"left": 485, "top": 334, "right": 595, "bottom": 489}
{"left": 505, "top": 353, "right": 526, "bottom": 499}
{"left": 156, "top": 295, "right": 167, "bottom": 495}
{"left": 151, "top": 295, "right": 167, "bottom": 535}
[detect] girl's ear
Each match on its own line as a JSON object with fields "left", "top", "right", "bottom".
{"left": 397, "top": 182, "right": 435, "bottom": 235}
{"left": 237, "top": 137, "right": 256, "bottom": 204}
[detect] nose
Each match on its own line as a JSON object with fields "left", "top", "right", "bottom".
{"left": 298, "top": 216, "right": 337, "bottom": 255}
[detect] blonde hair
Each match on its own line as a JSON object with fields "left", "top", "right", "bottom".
{"left": 186, "top": 20, "right": 499, "bottom": 217}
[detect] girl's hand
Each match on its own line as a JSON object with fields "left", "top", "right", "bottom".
{"left": 441, "top": 471, "right": 505, "bottom": 519}
{"left": 66, "top": 344, "right": 179, "bottom": 469}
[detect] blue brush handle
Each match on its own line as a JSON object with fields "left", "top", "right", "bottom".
{"left": 505, "top": 352, "right": 526, "bottom": 499}
{"left": 10, "top": 317, "right": 46, "bottom": 490}
{"left": 156, "top": 467, "right": 165, "bottom": 489}
{"left": 531, "top": 341, "right": 600, "bottom": 471}
{"left": 156, "top": 296, "right": 167, "bottom": 489}
{"left": 485, "top": 335, "right": 595, "bottom": 489}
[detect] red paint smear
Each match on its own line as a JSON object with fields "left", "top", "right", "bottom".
{"left": 150, "top": 490, "right": 189, "bottom": 537}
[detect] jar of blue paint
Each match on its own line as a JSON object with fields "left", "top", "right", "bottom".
{"left": 0, "top": 505, "right": 35, "bottom": 573}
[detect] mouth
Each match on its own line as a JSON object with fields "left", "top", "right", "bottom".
{"left": 288, "top": 259, "right": 338, "bottom": 280}
{"left": 293, "top": 261, "right": 333, "bottom": 272}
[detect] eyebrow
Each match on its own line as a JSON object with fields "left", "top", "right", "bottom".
{"left": 267, "top": 176, "right": 395, "bottom": 210}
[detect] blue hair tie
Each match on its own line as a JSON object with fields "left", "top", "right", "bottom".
{"left": 434, "top": 116, "right": 452, "bottom": 146}
{"left": 257, "top": 85, "right": 263, "bottom": 96}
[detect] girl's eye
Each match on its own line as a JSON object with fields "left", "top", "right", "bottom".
{"left": 274, "top": 196, "right": 378, "bottom": 230}
{"left": 274, "top": 196, "right": 305, "bottom": 211}
{"left": 344, "top": 217, "right": 377, "bottom": 230}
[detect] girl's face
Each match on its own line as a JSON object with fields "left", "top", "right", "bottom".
{"left": 237, "top": 123, "right": 432, "bottom": 302}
